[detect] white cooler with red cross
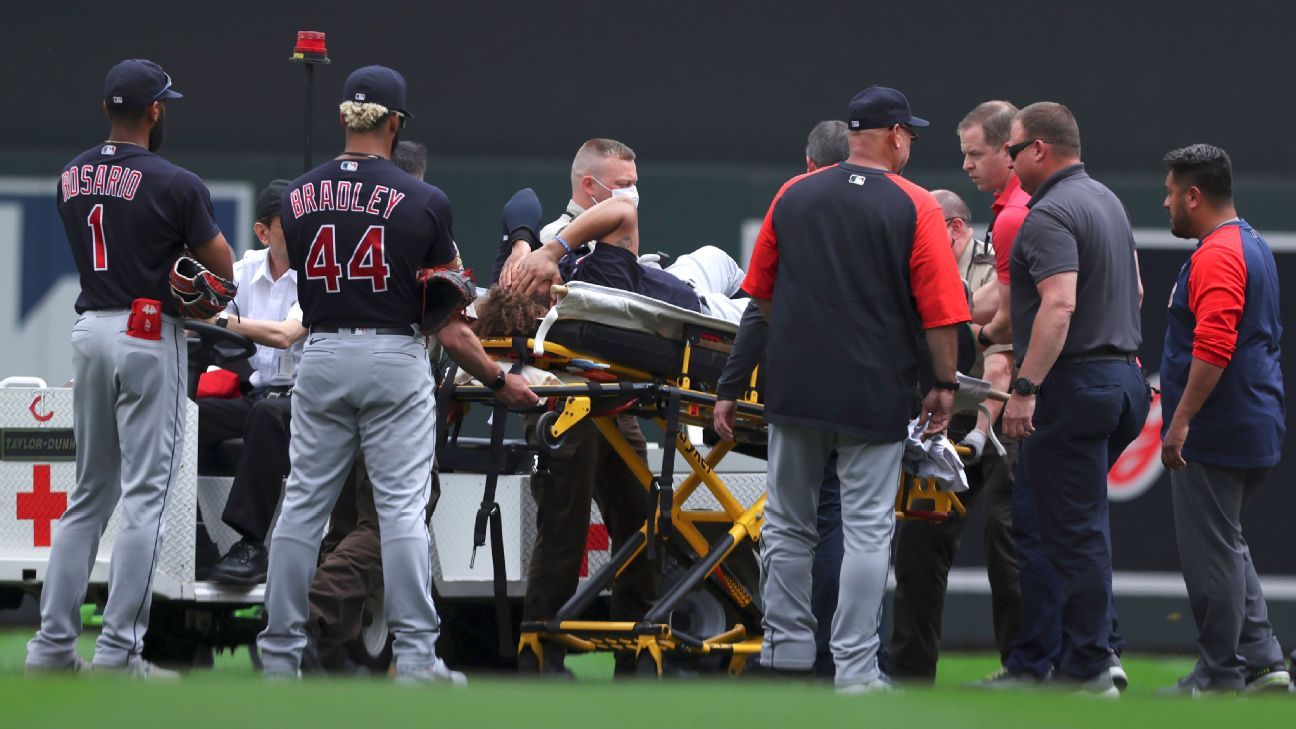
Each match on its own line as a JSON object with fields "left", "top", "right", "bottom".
{"left": 0, "top": 382, "right": 203, "bottom": 600}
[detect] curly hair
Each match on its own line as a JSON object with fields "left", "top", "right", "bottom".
{"left": 473, "top": 285, "right": 549, "bottom": 338}
{"left": 339, "top": 100, "right": 393, "bottom": 131}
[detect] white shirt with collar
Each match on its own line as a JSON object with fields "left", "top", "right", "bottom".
{"left": 226, "top": 247, "right": 303, "bottom": 388}
{"left": 539, "top": 199, "right": 587, "bottom": 246}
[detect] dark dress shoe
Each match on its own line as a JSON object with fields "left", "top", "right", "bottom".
{"left": 206, "top": 539, "right": 268, "bottom": 585}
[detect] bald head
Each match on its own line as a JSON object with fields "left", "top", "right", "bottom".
{"left": 931, "top": 189, "right": 971, "bottom": 223}
{"left": 932, "top": 189, "right": 973, "bottom": 256}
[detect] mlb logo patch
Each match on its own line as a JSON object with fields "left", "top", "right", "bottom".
{"left": 101, "top": 145, "right": 116, "bottom": 155}
{"left": 849, "top": 120, "right": 860, "bottom": 129}
{"left": 354, "top": 92, "right": 366, "bottom": 101}
{"left": 112, "top": 96, "right": 123, "bottom": 104}
{"left": 340, "top": 161, "right": 358, "bottom": 172}
{"left": 848, "top": 174, "right": 867, "bottom": 186}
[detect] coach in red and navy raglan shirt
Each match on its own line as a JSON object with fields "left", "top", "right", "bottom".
{"left": 742, "top": 86, "right": 969, "bottom": 692}
{"left": 1159, "top": 144, "right": 1287, "bottom": 693}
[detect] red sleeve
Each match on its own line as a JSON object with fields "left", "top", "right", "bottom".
{"left": 1188, "top": 230, "right": 1247, "bottom": 367}
{"left": 741, "top": 174, "right": 806, "bottom": 300}
{"left": 991, "top": 204, "right": 1028, "bottom": 284}
{"left": 888, "top": 175, "right": 971, "bottom": 328}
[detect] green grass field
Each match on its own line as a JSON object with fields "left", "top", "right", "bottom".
{"left": 0, "top": 629, "right": 1291, "bottom": 729}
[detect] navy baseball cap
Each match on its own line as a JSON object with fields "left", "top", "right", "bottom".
{"left": 104, "top": 59, "right": 183, "bottom": 108}
{"left": 342, "top": 65, "right": 413, "bottom": 118}
{"left": 256, "top": 179, "right": 292, "bottom": 222}
{"left": 846, "top": 86, "right": 928, "bottom": 131}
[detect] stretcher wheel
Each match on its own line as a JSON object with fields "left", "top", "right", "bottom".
{"left": 535, "top": 410, "right": 566, "bottom": 450}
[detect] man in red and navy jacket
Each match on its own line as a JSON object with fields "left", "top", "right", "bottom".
{"left": 742, "top": 86, "right": 969, "bottom": 694}
{"left": 1159, "top": 144, "right": 1288, "bottom": 695}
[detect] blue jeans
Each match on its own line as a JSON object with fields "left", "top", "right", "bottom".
{"left": 1006, "top": 359, "right": 1148, "bottom": 680}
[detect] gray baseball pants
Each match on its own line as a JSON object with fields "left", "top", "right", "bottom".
{"left": 759, "top": 422, "right": 902, "bottom": 688}
{"left": 257, "top": 330, "right": 442, "bottom": 675}
{"left": 26, "top": 310, "right": 187, "bottom": 669}
{"left": 1171, "top": 460, "right": 1284, "bottom": 690}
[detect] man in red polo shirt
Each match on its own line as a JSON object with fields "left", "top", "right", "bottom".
{"left": 743, "top": 86, "right": 969, "bottom": 694}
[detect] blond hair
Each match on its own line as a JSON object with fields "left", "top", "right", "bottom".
{"left": 570, "top": 138, "right": 636, "bottom": 186}
{"left": 339, "top": 101, "right": 392, "bottom": 132}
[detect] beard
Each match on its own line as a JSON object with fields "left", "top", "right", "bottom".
{"left": 1168, "top": 209, "right": 1193, "bottom": 239}
{"left": 148, "top": 107, "right": 166, "bottom": 152}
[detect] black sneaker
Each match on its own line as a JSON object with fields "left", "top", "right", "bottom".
{"left": 964, "top": 666, "right": 1046, "bottom": 690}
{"left": 206, "top": 539, "right": 268, "bottom": 585}
{"left": 1245, "top": 665, "right": 1291, "bottom": 693}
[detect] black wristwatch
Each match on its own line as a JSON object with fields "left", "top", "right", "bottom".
{"left": 1013, "top": 377, "right": 1040, "bottom": 396}
{"left": 977, "top": 328, "right": 994, "bottom": 349}
{"left": 934, "top": 379, "right": 960, "bottom": 392}
{"left": 487, "top": 367, "right": 507, "bottom": 391}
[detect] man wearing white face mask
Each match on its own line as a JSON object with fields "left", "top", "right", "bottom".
{"left": 501, "top": 138, "right": 746, "bottom": 320}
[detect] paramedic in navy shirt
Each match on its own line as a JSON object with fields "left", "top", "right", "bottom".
{"left": 1158, "top": 144, "right": 1288, "bottom": 695}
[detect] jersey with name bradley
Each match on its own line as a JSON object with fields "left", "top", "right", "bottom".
{"left": 282, "top": 156, "right": 458, "bottom": 329}
{"left": 57, "top": 143, "right": 221, "bottom": 314}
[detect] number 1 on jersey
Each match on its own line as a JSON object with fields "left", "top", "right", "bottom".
{"left": 86, "top": 203, "right": 108, "bottom": 271}
{"left": 305, "top": 224, "right": 390, "bottom": 293}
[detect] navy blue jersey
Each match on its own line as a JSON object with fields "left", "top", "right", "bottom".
{"left": 57, "top": 143, "right": 221, "bottom": 314}
{"left": 568, "top": 243, "right": 701, "bottom": 312}
{"left": 282, "top": 157, "right": 457, "bottom": 328}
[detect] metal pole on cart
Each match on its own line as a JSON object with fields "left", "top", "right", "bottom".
{"left": 289, "top": 31, "right": 331, "bottom": 172}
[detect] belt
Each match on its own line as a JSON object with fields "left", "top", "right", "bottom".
{"left": 311, "top": 325, "right": 416, "bottom": 336}
{"left": 250, "top": 385, "right": 293, "bottom": 400}
{"left": 1056, "top": 350, "right": 1137, "bottom": 365}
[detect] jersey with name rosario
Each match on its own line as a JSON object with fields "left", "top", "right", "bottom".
{"left": 282, "top": 157, "right": 457, "bottom": 329}
{"left": 57, "top": 143, "right": 221, "bottom": 314}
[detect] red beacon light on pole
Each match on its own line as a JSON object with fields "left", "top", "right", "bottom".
{"left": 289, "top": 31, "right": 330, "bottom": 171}
{"left": 291, "top": 31, "right": 330, "bottom": 63}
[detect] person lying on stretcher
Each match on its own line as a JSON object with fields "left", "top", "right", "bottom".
{"left": 495, "top": 188, "right": 747, "bottom": 323}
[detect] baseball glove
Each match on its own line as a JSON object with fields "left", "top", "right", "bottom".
{"left": 418, "top": 266, "right": 476, "bottom": 334}
{"left": 170, "top": 256, "right": 237, "bottom": 320}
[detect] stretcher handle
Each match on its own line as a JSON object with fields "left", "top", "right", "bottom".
{"left": 987, "top": 389, "right": 1009, "bottom": 402}
{"left": 551, "top": 284, "right": 569, "bottom": 297}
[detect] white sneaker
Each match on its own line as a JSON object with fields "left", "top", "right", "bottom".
{"left": 1245, "top": 666, "right": 1290, "bottom": 693}
{"left": 92, "top": 659, "right": 181, "bottom": 680}
{"left": 394, "top": 659, "right": 468, "bottom": 688}
{"left": 25, "top": 655, "right": 91, "bottom": 676}
{"left": 1073, "top": 672, "right": 1120, "bottom": 700}
{"left": 262, "top": 665, "right": 303, "bottom": 681}
{"left": 836, "top": 675, "right": 900, "bottom": 696}
{"left": 1107, "top": 655, "right": 1129, "bottom": 693}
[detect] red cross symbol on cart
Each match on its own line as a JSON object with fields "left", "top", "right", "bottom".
{"left": 581, "top": 524, "right": 609, "bottom": 577}
{"left": 17, "top": 465, "right": 67, "bottom": 547}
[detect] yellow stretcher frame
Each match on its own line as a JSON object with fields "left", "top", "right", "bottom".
{"left": 456, "top": 329, "right": 990, "bottom": 676}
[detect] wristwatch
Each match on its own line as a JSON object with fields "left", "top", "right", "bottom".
{"left": 216, "top": 312, "right": 230, "bottom": 329}
{"left": 1013, "top": 377, "right": 1040, "bottom": 396}
{"left": 934, "top": 379, "right": 960, "bottom": 392}
{"left": 487, "top": 367, "right": 507, "bottom": 391}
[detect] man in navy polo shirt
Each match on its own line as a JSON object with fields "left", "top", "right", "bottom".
{"left": 1000, "top": 102, "right": 1148, "bottom": 697}
{"left": 1158, "top": 144, "right": 1288, "bottom": 695}
{"left": 743, "top": 86, "right": 969, "bottom": 694}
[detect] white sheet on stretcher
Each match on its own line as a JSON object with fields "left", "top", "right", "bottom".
{"left": 532, "top": 282, "right": 739, "bottom": 356}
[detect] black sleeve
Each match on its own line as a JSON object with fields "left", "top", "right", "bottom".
{"left": 172, "top": 169, "right": 221, "bottom": 249}
{"left": 491, "top": 188, "right": 543, "bottom": 284}
{"left": 716, "top": 300, "right": 768, "bottom": 400}
{"left": 424, "top": 186, "right": 458, "bottom": 267}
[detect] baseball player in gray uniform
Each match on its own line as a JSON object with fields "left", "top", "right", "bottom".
{"left": 26, "top": 59, "right": 235, "bottom": 676}
{"left": 256, "top": 65, "right": 536, "bottom": 683}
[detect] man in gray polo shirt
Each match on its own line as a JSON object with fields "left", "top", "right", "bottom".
{"left": 1000, "top": 102, "right": 1149, "bottom": 697}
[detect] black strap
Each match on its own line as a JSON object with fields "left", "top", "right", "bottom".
{"left": 470, "top": 338, "right": 529, "bottom": 657}
{"left": 647, "top": 386, "right": 682, "bottom": 561}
